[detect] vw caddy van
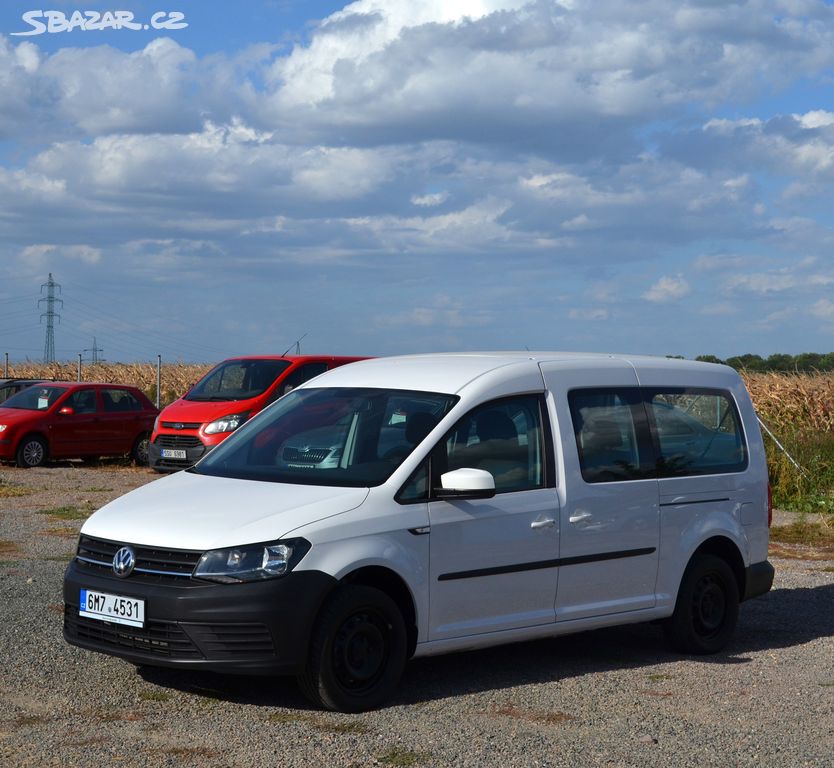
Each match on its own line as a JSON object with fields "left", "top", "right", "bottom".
{"left": 148, "top": 355, "right": 366, "bottom": 471}
{"left": 64, "top": 353, "right": 774, "bottom": 712}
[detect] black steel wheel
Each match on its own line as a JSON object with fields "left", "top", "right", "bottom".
{"left": 298, "top": 584, "right": 407, "bottom": 712}
{"left": 16, "top": 435, "right": 47, "bottom": 468}
{"left": 664, "top": 553, "right": 739, "bottom": 654}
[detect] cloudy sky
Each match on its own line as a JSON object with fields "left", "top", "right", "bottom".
{"left": 1, "top": 0, "right": 833, "bottom": 363}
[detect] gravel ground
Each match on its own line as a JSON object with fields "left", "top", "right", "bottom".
{"left": 1, "top": 464, "right": 832, "bottom": 768}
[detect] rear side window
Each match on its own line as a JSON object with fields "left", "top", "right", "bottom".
{"left": 647, "top": 389, "right": 747, "bottom": 477}
{"left": 568, "top": 389, "right": 650, "bottom": 483}
{"left": 102, "top": 389, "right": 142, "bottom": 412}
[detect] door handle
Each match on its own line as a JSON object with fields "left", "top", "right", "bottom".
{"left": 569, "top": 511, "right": 592, "bottom": 523}
{"left": 530, "top": 518, "right": 556, "bottom": 529}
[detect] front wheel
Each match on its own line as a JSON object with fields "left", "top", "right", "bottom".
{"left": 664, "top": 554, "right": 739, "bottom": 654}
{"left": 297, "top": 585, "right": 407, "bottom": 713}
{"left": 16, "top": 435, "right": 47, "bottom": 468}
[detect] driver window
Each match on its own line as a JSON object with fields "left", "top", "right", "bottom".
{"left": 437, "top": 396, "right": 545, "bottom": 493}
{"left": 66, "top": 389, "right": 98, "bottom": 414}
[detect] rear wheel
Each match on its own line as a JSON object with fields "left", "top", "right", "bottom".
{"left": 131, "top": 433, "right": 150, "bottom": 466}
{"left": 16, "top": 435, "right": 47, "bottom": 468}
{"left": 664, "top": 554, "right": 739, "bottom": 654}
{"left": 298, "top": 585, "right": 407, "bottom": 713}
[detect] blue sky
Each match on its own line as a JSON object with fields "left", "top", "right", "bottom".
{"left": 1, "top": 1, "right": 834, "bottom": 363}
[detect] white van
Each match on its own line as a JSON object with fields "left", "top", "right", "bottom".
{"left": 63, "top": 353, "right": 774, "bottom": 712}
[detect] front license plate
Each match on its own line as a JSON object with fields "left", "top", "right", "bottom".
{"left": 161, "top": 448, "right": 187, "bottom": 459}
{"left": 80, "top": 589, "right": 145, "bottom": 628}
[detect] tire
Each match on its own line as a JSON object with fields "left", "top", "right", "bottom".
{"left": 16, "top": 435, "right": 47, "bottom": 468}
{"left": 664, "top": 554, "right": 739, "bottom": 654}
{"left": 131, "top": 433, "right": 150, "bottom": 466}
{"left": 297, "top": 585, "right": 407, "bottom": 713}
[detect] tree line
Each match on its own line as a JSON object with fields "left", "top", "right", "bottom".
{"left": 690, "top": 353, "right": 834, "bottom": 372}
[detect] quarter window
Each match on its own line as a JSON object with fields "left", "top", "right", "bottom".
{"left": 647, "top": 389, "right": 747, "bottom": 476}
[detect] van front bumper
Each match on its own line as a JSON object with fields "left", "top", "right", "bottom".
{"left": 63, "top": 560, "right": 336, "bottom": 674}
{"left": 148, "top": 438, "right": 210, "bottom": 471}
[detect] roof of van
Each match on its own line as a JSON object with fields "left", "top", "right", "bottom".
{"left": 307, "top": 352, "right": 738, "bottom": 395}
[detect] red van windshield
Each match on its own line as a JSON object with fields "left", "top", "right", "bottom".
{"left": 185, "top": 360, "right": 291, "bottom": 402}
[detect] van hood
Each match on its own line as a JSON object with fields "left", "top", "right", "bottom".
{"left": 159, "top": 397, "right": 260, "bottom": 423}
{"left": 81, "top": 470, "right": 369, "bottom": 551}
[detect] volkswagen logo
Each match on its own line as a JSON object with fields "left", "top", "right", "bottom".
{"left": 112, "top": 546, "right": 136, "bottom": 578}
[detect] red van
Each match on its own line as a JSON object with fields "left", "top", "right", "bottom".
{"left": 148, "top": 355, "right": 366, "bottom": 471}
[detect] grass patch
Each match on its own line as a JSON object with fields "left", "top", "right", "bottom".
{"left": 266, "top": 712, "right": 371, "bottom": 734}
{"left": 43, "top": 553, "right": 75, "bottom": 562}
{"left": 0, "top": 483, "right": 34, "bottom": 498}
{"left": 817, "top": 566, "right": 834, "bottom": 573}
{"left": 490, "top": 705, "right": 575, "bottom": 726}
{"left": 0, "top": 539, "right": 22, "bottom": 557}
{"left": 378, "top": 747, "right": 431, "bottom": 767}
{"left": 138, "top": 689, "right": 172, "bottom": 703}
{"left": 14, "top": 713, "right": 50, "bottom": 727}
{"left": 770, "top": 521, "right": 834, "bottom": 546}
{"left": 39, "top": 527, "right": 79, "bottom": 539}
{"left": 39, "top": 505, "right": 94, "bottom": 521}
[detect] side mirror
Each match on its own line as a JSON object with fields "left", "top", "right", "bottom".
{"left": 435, "top": 467, "right": 495, "bottom": 500}
{"left": 58, "top": 406, "right": 75, "bottom": 416}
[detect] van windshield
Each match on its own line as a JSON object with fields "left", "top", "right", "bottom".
{"left": 185, "top": 360, "right": 291, "bottom": 402}
{"left": 191, "top": 387, "right": 458, "bottom": 487}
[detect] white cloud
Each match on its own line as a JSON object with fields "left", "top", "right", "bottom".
{"left": 642, "top": 275, "right": 690, "bottom": 303}
{"left": 810, "top": 298, "right": 834, "bottom": 319}
{"left": 411, "top": 191, "right": 448, "bottom": 207}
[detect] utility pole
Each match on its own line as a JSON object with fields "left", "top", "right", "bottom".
{"left": 39, "top": 273, "right": 62, "bottom": 363}
{"left": 83, "top": 336, "right": 104, "bottom": 364}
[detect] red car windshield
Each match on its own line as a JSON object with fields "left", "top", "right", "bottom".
{"left": 185, "top": 360, "right": 291, "bottom": 402}
{"left": 1, "top": 385, "right": 66, "bottom": 411}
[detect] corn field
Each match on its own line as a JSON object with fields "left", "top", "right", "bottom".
{"left": 742, "top": 372, "right": 834, "bottom": 433}
{"left": 4, "top": 362, "right": 212, "bottom": 406}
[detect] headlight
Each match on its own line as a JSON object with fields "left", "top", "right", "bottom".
{"left": 204, "top": 412, "right": 249, "bottom": 435}
{"left": 0, "top": 425, "right": 7, "bottom": 432}
{"left": 152, "top": 416, "right": 160, "bottom": 433}
{"left": 193, "top": 538, "right": 310, "bottom": 583}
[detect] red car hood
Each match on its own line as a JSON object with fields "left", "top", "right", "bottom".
{"left": 0, "top": 407, "right": 39, "bottom": 424}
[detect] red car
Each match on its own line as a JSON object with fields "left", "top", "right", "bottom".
{"left": 149, "top": 355, "right": 367, "bottom": 471}
{"left": 0, "top": 382, "right": 158, "bottom": 468}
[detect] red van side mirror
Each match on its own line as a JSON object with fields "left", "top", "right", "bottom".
{"left": 58, "top": 406, "right": 75, "bottom": 416}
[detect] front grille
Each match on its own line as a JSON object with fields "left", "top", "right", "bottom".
{"left": 161, "top": 421, "right": 202, "bottom": 430}
{"left": 283, "top": 446, "right": 330, "bottom": 463}
{"left": 65, "top": 607, "right": 202, "bottom": 659}
{"left": 76, "top": 536, "right": 202, "bottom": 584}
{"left": 64, "top": 607, "right": 276, "bottom": 661}
{"left": 155, "top": 435, "right": 203, "bottom": 449}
